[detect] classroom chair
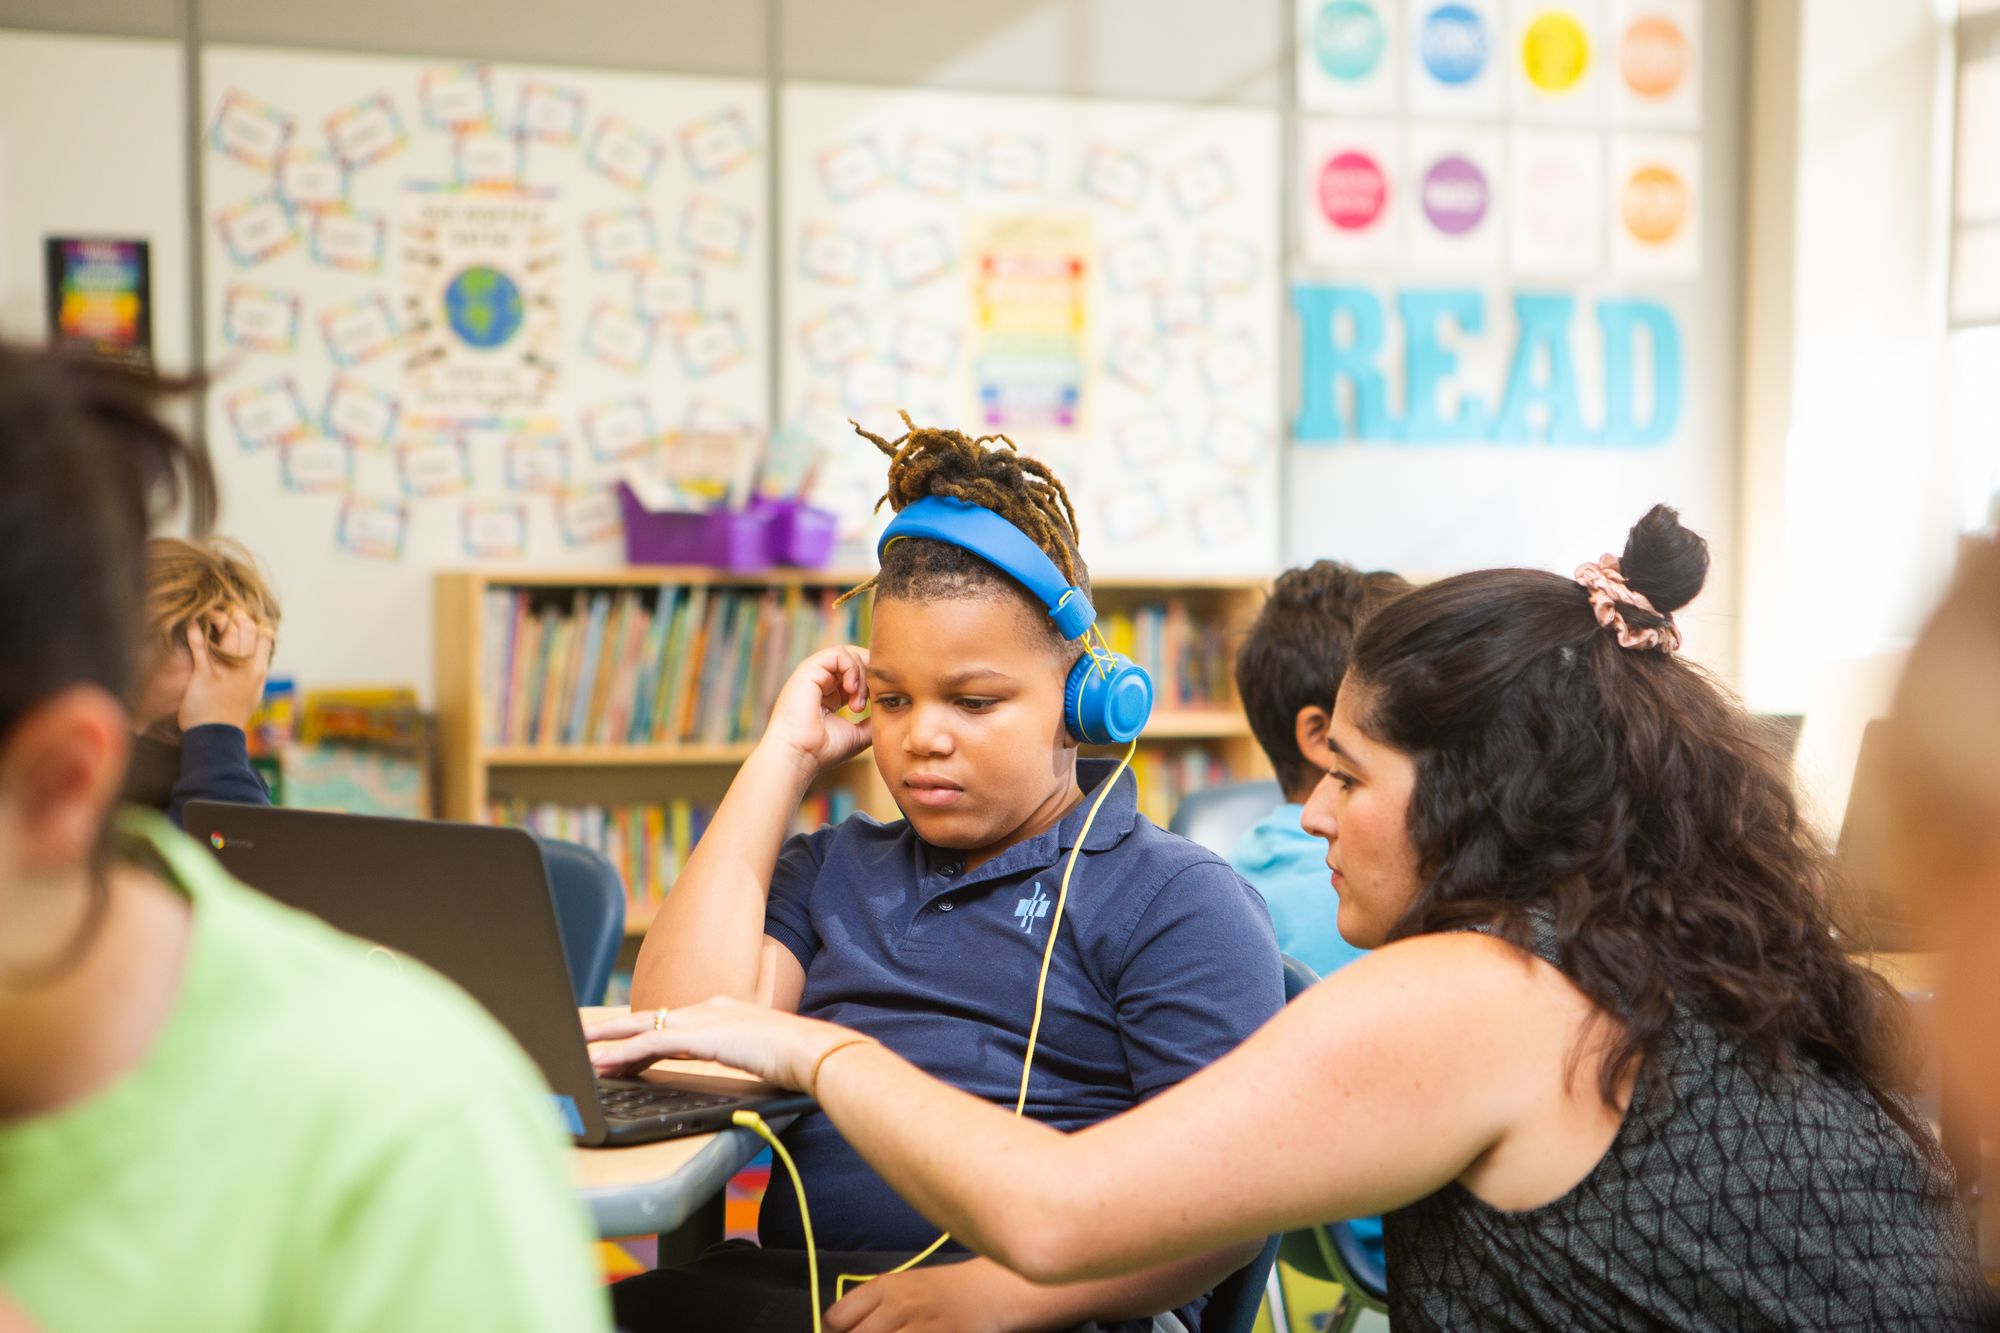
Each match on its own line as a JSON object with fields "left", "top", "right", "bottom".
{"left": 1206, "top": 1234, "right": 1284, "bottom": 1333}
{"left": 533, "top": 835, "right": 626, "bottom": 1006}
{"left": 1261, "top": 956, "right": 1392, "bottom": 1333}
{"left": 1168, "top": 779, "right": 1283, "bottom": 857}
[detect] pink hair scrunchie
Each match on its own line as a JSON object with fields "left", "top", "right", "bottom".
{"left": 1574, "top": 555, "right": 1682, "bottom": 654}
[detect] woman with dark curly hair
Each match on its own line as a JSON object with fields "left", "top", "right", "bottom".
{"left": 594, "top": 504, "right": 1992, "bottom": 1330}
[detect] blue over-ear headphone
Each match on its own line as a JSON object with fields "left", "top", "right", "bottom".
{"left": 876, "top": 495, "right": 1154, "bottom": 744}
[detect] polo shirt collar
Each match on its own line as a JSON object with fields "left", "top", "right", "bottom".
{"left": 923, "top": 758, "right": 1138, "bottom": 892}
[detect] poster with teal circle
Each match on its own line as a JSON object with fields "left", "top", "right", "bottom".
{"left": 1299, "top": 0, "right": 1398, "bottom": 111}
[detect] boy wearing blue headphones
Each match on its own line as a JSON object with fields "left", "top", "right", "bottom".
{"left": 616, "top": 418, "right": 1283, "bottom": 1332}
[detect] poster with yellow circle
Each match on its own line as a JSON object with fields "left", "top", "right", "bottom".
{"left": 1511, "top": 0, "right": 1602, "bottom": 120}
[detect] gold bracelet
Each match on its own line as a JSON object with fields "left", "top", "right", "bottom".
{"left": 808, "top": 1036, "right": 877, "bottom": 1100}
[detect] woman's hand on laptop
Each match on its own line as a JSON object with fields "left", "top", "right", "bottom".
{"left": 759, "top": 645, "right": 873, "bottom": 775}
{"left": 584, "top": 997, "right": 866, "bottom": 1090}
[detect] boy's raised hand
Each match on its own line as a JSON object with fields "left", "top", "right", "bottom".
{"left": 761, "top": 644, "right": 872, "bottom": 773}
{"left": 178, "top": 608, "right": 274, "bottom": 732}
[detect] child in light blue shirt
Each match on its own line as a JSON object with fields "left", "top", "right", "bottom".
{"left": 1228, "top": 560, "right": 1409, "bottom": 1268}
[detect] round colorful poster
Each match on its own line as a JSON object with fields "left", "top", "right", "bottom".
{"left": 1522, "top": 10, "right": 1591, "bottom": 93}
{"left": 1320, "top": 151, "right": 1388, "bottom": 231}
{"left": 1315, "top": 0, "right": 1389, "bottom": 82}
{"left": 1421, "top": 155, "right": 1489, "bottom": 235}
{"left": 1621, "top": 164, "right": 1689, "bottom": 244}
{"left": 1419, "top": 4, "right": 1489, "bottom": 86}
{"left": 1620, "top": 15, "right": 1690, "bottom": 98}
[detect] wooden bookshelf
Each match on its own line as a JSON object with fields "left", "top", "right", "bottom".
{"left": 435, "top": 568, "right": 1271, "bottom": 929}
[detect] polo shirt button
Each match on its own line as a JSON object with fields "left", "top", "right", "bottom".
{"left": 940, "top": 863, "right": 961, "bottom": 876}
{"left": 938, "top": 901, "right": 955, "bottom": 912}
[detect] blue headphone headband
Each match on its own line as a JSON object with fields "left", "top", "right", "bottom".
{"left": 876, "top": 496, "right": 1097, "bottom": 640}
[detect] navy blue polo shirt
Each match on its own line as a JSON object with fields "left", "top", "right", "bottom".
{"left": 759, "top": 759, "right": 1284, "bottom": 1272}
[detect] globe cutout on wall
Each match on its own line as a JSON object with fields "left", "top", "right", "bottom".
{"left": 444, "top": 264, "right": 525, "bottom": 349}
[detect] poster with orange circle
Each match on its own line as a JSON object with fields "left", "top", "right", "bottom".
{"left": 1611, "top": 134, "right": 1700, "bottom": 276}
{"left": 1610, "top": 0, "right": 1699, "bottom": 127}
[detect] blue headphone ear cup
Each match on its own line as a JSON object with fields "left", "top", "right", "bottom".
{"left": 1064, "top": 652, "right": 1154, "bottom": 745}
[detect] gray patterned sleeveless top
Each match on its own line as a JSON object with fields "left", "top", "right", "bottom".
{"left": 1383, "top": 924, "right": 1991, "bottom": 1330}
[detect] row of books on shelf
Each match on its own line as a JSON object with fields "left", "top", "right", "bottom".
{"left": 481, "top": 585, "right": 872, "bottom": 749}
{"left": 1096, "top": 601, "right": 1235, "bottom": 713}
{"left": 488, "top": 789, "right": 857, "bottom": 909}
{"left": 1125, "top": 746, "right": 1233, "bottom": 829}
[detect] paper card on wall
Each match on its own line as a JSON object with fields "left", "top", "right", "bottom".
{"left": 280, "top": 438, "right": 350, "bottom": 493}
{"left": 1102, "top": 229, "right": 1172, "bottom": 293}
{"left": 889, "top": 318, "right": 960, "bottom": 378}
{"left": 1610, "top": 133, "right": 1699, "bottom": 277}
{"left": 556, "top": 487, "right": 622, "bottom": 547}
{"left": 222, "top": 286, "right": 301, "bottom": 353}
{"left": 1203, "top": 413, "right": 1273, "bottom": 469}
{"left": 586, "top": 115, "right": 666, "bottom": 191}
{"left": 1297, "top": 0, "right": 1401, "bottom": 114}
{"left": 1166, "top": 151, "right": 1235, "bottom": 218}
{"left": 882, "top": 224, "right": 956, "bottom": 290}
{"left": 214, "top": 194, "right": 298, "bottom": 267}
{"left": 1193, "top": 233, "right": 1260, "bottom": 293}
{"left": 336, "top": 497, "right": 410, "bottom": 561}
{"left": 276, "top": 153, "right": 347, "bottom": 212}
{"left": 682, "top": 396, "right": 757, "bottom": 436}
{"left": 1153, "top": 290, "right": 1213, "bottom": 336}
{"left": 1511, "top": 1, "right": 1605, "bottom": 122}
{"left": 634, "top": 264, "right": 704, "bottom": 325}
{"left": 419, "top": 64, "right": 493, "bottom": 133}
{"left": 1406, "top": 124, "right": 1503, "bottom": 270}
{"left": 308, "top": 207, "right": 387, "bottom": 274}
{"left": 680, "top": 107, "right": 757, "bottom": 179}
{"left": 676, "top": 313, "right": 747, "bottom": 378}
{"left": 461, "top": 500, "right": 529, "bottom": 559}
{"left": 1100, "top": 483, "right": 1170, "bottom": 543}
{"left": 582, "top": 398, "right": 659, "bottom": 462}
{"left": 901, "top": 135, "right": 970, "bottom": 198}
{"left": 798, "top": 304, "right": 871, "bottom": 370}
{"left": 582, "top": 302, "right": 656, "bottom": 373}
{"left": 1113, "top": 411, "right": 1181, "bottom": 468}
{"left": 680, "top": 198, "right": 753, "bottom": 266}
{"left": 1199, "top": 328, "right": 1263, "bottom": 393}
{"left": 318, "top": 293, "right": 400, "bottom": 367}
{"left": 505, "top": 434, "right": 568, "bottom": 493}
{"left": 226, "top": 378, "right": 310, "bottom": 451}
{"left": 1299, "top": 119, "right": 1404, "bottom": 269}
{"left": 1104, "top": 329, "right": 1173, "bottom": 392}
{"left": 1610, "top": 0, "right": 1699, "bottom": 128}
{"left": 982, "top": 134, "right": 1049, "bottom": 192}
{"left": 841, "top": 363, "right": 903, "bottom": 418}
{"left": 817, "top": 135, "right": 891, "bottom": 202}
{"left": 1189, "top": 487, "right": 1255, "bottom": 547}
{"left": 1509, "top": 129, "right": 1604, "bottom": 272}
{"left": 454, "top": 134, "right": 522, "bottom": 189}
{"left": 325, "top": 94, "right": 407, "bottom": 171}
{"left": 585, "top": 207, "right": 659, "bottom": 271}
{"left": 515, "top": 81, "right": 586, "bottom": 144}
{"left": 798, "top": 223, "right": 868, "bottom": 287}
{"left": 209, "top": 90, "right": 293, "bottom": 168}
{"left": 1404, "top": 0, "right": 1504, "bottom": 117}
{"left": 322, "top": 377, "right": 400, "bottom": 450}
{"left": 397, "top": 436, "right": 472, "bottom": 498}
{"left": 1079, "top": 145, "right": 1151, "bottom": 210}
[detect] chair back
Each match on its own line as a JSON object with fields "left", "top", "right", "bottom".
{"left": 1168, "top": 779, "right": 1283, "bottom": 857}
{"left": 534, "top": 836, "right": 626, "bottom": 1006}
{"left": 1204, "top": 1233, "right": 1284, "bottom": 1333}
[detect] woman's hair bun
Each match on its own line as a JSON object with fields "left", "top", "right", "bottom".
{"left": 1619, "top": 503, "right": 1708, "bottom": 616}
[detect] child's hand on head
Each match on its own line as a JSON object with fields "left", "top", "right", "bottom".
{"left": 761, "top": 644, "right": 872, "bottom": 773}
{"left": 178, "top": 607, "right": 274, "bottom": 732}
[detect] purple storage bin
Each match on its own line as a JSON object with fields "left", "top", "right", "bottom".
{"left": 750, "top": 496, "right": 840, "bottom": 568}
{"left": 616, "top": 481, "right": 772, "bottom": 572}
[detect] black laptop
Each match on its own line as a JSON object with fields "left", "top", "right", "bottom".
{"left": 183, "top": 800, "right": 813, "bottom": 1146}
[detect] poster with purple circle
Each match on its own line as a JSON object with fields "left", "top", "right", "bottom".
{"left": 1297, "top": 0, "right": 1399, "bottom": 114}
{"left": 1404, "top": 0, "right": 1502, "bottom": 117}
{"left": 1299, "top": 118, "right": 1403, "bottom": 268}
{"left": 1407, "top": 126, "right": 1501, "bottom": 269}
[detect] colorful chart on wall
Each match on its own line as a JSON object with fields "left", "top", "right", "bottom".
{"left": 781, "top": 83, "right": 1281, "bottom": 577}
{"left": 1287, "top": 0, "right": 1724, "bottom": 621}
{"left": 200, "top": 46, "right": 766, "bottom": 688}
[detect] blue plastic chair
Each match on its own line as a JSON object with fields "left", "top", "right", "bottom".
{"left": 1267, "top": 956, "right": 1391, "bottom": 1332}
{"left": 1168, "top": 779, "right": 1283, "bottom": 857}
{"left": 532, "top": 835, "right": 626, "bottom": 1006}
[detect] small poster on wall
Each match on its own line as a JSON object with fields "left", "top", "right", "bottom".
{"left": 45, "top": 237, "right": 153, "bottom": 370}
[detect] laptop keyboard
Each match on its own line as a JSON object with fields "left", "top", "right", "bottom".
{"left": 598, "top": 1082, "right": 743, "bottom": 1122}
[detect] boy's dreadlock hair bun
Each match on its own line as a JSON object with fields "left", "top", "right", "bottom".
{"left": 840, "top": 412, "right": 1090, "bottom": 655}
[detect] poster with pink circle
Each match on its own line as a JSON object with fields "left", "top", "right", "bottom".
{"left": 1406, "top": 125, "right": 1502, "bottom": 270}
{"left": 1507, "top": 128, "right": 1604, "bottom": 273}
{"left": 1299, "top": 118, "right": 1403, "bottom": 268}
